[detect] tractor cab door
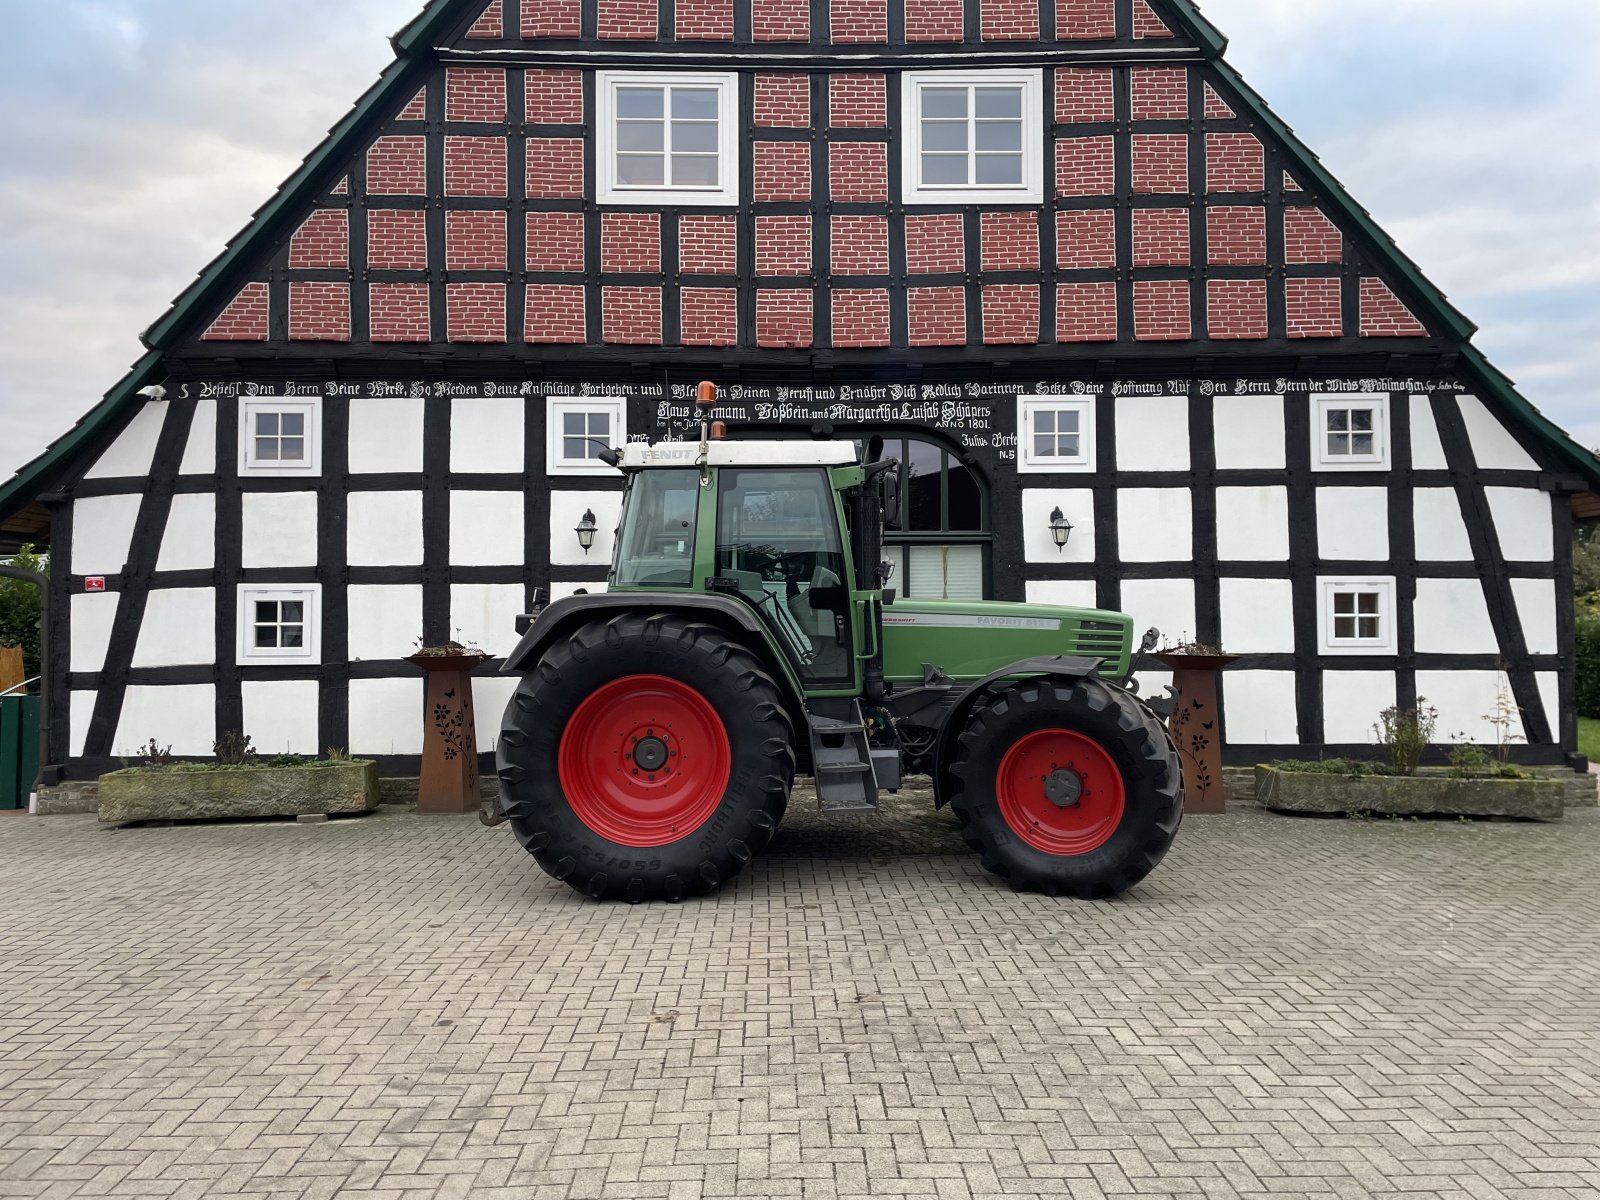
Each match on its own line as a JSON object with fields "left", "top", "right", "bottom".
{"left": 714, "top": 468, "right": 856, "bottom": 688}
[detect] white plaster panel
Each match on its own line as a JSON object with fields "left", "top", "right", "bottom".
{"left": 348, "top": 676, "right": 425, "bottom": 756}
{"left": 347, "top": 585, "right": 424, "bottom": 663}
{"left": 348, "top": 395, "right": 426, "bottom": 474}
{"left": 1120, "top": 578, "right": 1197, "bottom": 649}
{"left": 1024, "top": 579, "right": 1100, "bottom": 608}
{"left": 1215, "top": 486, "right": 1289, "bottom": 562}
{"left": 1117, "top": 489, "right": 1192, "bottom": 563}
{"left": 1219, "top": 577, "right": 1295, "bottom": 654}
{"left": 1409, "top": 397, "right": 1448, "bottom": 470}
{"left": 1536, "top": 672, "right": 1561, "bottom": 743}
{"left": 71, "top": 494, "right": 142, "bottom": 576}
{"left": 113, "top": 685, "right": 216, "bottom": 757}
{"left": 1021, "top": 489, "right": 1095, "bottom": 565}
{"left": 451, "top": 584, "right": 525, "bottom": 658}
{"left": 1114, "top": 396, "right": 1189, "bottom": 472}
{"left": 69, "top": 691, "right": 96, "bottom": 758}
{"left": 1485, "top": 487, "right": 1552, "bottom": 562}
{"left": 69, "top": 592, "right": 120, "bottom": 674}
{"left": 1316, "top": 488, "right": 1389, "bottom": 561}
{"left": 1212, "top": 394, "right": 1286, "bottom": 470}
{"left": 473, "top": 675, "right": 520, "bottom": 754}
{"left": 1510, "top": 577, "right": 1558, "bottom": 655}
{"left": 242, "top": 680, "right": 322, "bottom": 755}
{"left": 1222, "top": 670, "right": 1298, "bottom": 745}
{"left": 548, "top": 491, "right": 622, "bottom": 567}
{"left": 1322, "top": 671, "right": 1397, "bottom": 745}
{"left": 134, "top": 590, "right": 216, "bottom": 667}
{"left": 241, "top": 491, "right": 318, "bottom": 568}
{"left": 451, "top": 397, "right": 526, "bottom": 475}
{"left": 347, "top": 491, "right": 424, "bottom": 567}
{"left": 179, "top": 398, "right": 217, "bottom": 476}
{"left": 87, "top": 401, "right": 167, "bottom": 479}
{"left": 1416, "top": 670, "right": 1524, "bottom": 745}
{"left": 452, "top": 491, "right": 526, "bottom": 567}
{"left": 1413, "top": 488, "right": 1472, "bottom": 562}
{"left": 1413, "top": 579, "right": 1499, "bottom": 655}
{"left": 1459, "top": 395, "right": 1540, "bottom": 471}
{"left": 155, "top": 493, "right": 216, "bottom": 573}
{"left": 548, "top": 581, "right": 610, "bottom": 601}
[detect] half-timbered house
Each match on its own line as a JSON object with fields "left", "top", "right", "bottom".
{"left": 1, "top": 0, "right": 1595, "bottom": 780}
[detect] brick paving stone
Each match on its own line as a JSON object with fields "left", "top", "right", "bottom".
{"left": 1, "top": 801, "right": 1598, "bottom": 1199}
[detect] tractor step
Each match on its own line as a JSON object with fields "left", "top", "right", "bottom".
{"left": 806, "top": 701, "right": 880, "bottom": 815}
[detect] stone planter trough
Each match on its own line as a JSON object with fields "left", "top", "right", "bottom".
{"left": 1255, "top": 765, "right": 1563, "bottom": 821}
{"left": 98, "top": 761, "right": 381, "bottom": 825}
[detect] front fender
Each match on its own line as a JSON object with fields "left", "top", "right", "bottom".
{"left": 503, "top": 592, "right": 779, "bottom": 674}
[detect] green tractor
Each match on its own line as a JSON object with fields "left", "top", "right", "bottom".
{"left": 494, "top": 384, "right": 1181, "bottom": 902}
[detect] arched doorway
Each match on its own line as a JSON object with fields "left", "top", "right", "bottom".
{"left": 877, "top": 434, "right": 991, "bottom": 601}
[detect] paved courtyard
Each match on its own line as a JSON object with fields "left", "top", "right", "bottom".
{"left": 2, "top": 795, "right": 1599, "bottom": 1200}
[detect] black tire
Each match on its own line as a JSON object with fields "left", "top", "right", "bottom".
{"left": 947, "top": 678, "right": 1181, "bottom": 899}
{"left": 497, "top": 614, "right": 794, "bottom": 902}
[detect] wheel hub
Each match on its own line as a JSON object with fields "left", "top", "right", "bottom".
{"left": 1043, "top": 768, "right": 1083, "bottom": 809}
{"left": 632, "top": 735, "right": 669, "bottom": 773}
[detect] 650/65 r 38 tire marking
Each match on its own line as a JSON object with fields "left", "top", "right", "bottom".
{"left": 557, "top": 674, "right": 731, "bottom": 848}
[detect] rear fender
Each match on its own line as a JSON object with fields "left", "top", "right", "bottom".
{"left": 931, "top": 656, "right": 1107, "bottom": 808}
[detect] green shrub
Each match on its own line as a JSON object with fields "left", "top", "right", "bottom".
{"left": 0, "top": 545, "right": 47, "bottom": 683}
{"left": 1577, "top": 607, "right": 1600, "bottom": 719}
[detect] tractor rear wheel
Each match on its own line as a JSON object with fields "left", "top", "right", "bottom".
{"left": 947, "top": 678, "right": 1181, "bottom": 898}
{"left": 497, "top": 614, "right": 794, "bottom": 902}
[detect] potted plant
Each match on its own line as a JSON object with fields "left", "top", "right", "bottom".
{"left": 1152, "top": 639, "right": 1239, "bottom": 814}
{"left": 405, "top": 640, "right": 492, "bottom": 814}
{"left": 98, "top": 733, "right": 380, "bottom": 825}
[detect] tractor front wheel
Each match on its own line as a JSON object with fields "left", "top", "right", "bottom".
{"left": 497, "top": 615, "right": 794, "bottom": 902}
{"left": 947, "top": 679, "right": 1181, "bottom": 898}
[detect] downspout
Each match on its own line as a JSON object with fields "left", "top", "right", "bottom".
{"left": 0, "top": 564, "right": 49, "bottom": 799}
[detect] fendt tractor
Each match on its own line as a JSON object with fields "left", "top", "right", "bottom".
{"left": 491, "top": 383, "right": 1182, "bottom": 902}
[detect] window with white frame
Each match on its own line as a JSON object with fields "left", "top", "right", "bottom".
{"left": 548, "top": 397, "right": 628, "bottom": 475}
{"left": 1017, "top": 395, "right": 1095, "bottom": 474}
{"left": 901, "top": 69, "right": 1044, "bottom": 205}
{"left": 596, "top": 72, "right": 739, "bottom": 206}
{"left": 1312, "top": 394, "right": 1389, "bottom": 471}
{"left": 238, "top": 585, "right": 321, "bottom": 664}
{"left": 1318, "top": 577, "right": 1396, "bottom": 654}
{"left": 240, "top": 397, "right": 322, "bottom": 477}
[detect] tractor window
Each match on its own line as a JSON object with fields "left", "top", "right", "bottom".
{"left": 716, "top": 468, "right": 854, "bottom": 685}
{"left": 612, "top": 469, "right": 699, "bottom": 588}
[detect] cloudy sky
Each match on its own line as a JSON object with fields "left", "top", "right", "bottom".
{"left": 2, "top": 0, "right": 1596, "bottom": 471}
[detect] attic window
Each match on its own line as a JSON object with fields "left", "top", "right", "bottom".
{"left": 240, "top": 397, "right": 322, "bottom": 477}
{"left": 1313, "top": 394, "right": 1389, "bottom": 471}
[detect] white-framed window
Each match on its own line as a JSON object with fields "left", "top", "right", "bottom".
{"left": 239, "top": 397, "right": 322, "bottom": 477}
{"left": 238, "top": 584, "right": 322, "bottom": 665}
{"left": 901, "top": 69, "right": 1044, "bottom": 205}
{"left": 596, "top": 71, "right": 739, "bottom": 206}
{"left": 548, "top": 397, "right": 628, "bottom": 476}
{"left": 1318, "top": 577, "right": 1396, "bottom": 655}
{"left": 1017, "top": 395, "right": 1095, "bottom": 474}
{"left": 1312, "top": 394, "right": 1389, "bottom": 471}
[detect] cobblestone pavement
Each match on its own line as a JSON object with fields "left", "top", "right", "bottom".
{"left": 2, "top": 795, "right": 1599, "bottom": 1199}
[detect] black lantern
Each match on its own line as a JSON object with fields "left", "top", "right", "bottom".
{"left": 575, "top": 508, "right": 598, "bottom": 554}
{"left": 1049, "top": 506, "right": 1073, "bottom": 552}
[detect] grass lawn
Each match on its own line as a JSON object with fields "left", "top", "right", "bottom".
{"left": 1580, "top": 717, "right": 1600, "bottom": 762}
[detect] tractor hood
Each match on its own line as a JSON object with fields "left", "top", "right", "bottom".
{"left": 879, "top": 598, "right": 1133, "bottom": 683}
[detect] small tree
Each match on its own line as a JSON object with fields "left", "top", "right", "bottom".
{"left": 0, "top": 545, "right": 48, "bottom": 684}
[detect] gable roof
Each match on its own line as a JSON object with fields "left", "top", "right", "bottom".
{"left": 2, "top": 0, "right": 1596, "bottom": 532}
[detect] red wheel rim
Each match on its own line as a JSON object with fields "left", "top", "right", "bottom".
{"left": 995, "top": 728, "right": 1126, "bottom": 856}
{"left": 557, "top": 675, "right": 731, "bottom": 848}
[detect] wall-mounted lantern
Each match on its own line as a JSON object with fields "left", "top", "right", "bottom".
{"left": 1049, "top": 506, "right": 1074, "bottom": 552}
{"left": 575, "top": 508, "right": 598, "bottom": 554}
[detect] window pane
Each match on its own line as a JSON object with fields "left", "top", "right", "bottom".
{"left": 564, "top": 412, "right": 585, "bottom": 435}
{"left": 281, "top": 627, "right": 304, "bottom": 649}
{"left": 921, "top": 87, "right": 967, "bottom": 119}
{"left": 1350, "top": 434, "right": 1373, "bottom": 455}
{"left": 921, "top": 120, "right": 968, "bottom": 152}
{"left": 279, "top": 438, "right": 305, "bottom": 462}
{"left": 280, "top": 413, "right": 305, "bottom": 436}
{"left": 1327, "top": 434, "right": 1349, "bottom": 456}
{"left": 1334, "top": 616, "right": 1355, "bottom": 639}
{"left": 1358, "top": 617, "right": 1379, "bottom": 638}
{"left": 617, "top": 87, "right": 663, "bottom": 118}
{"left": 281, "top": 602, "right": 303, "bottom": 623}
{"left": 671, "top": 155, "right": 719, "bottom": 186}
{"left": 908, "top": 544, "right": 984, "bottom": 602}
{"left": 1333, "top": 593, "right": 1354, "bottom": 615}
{"left": 614, "top": 469, "right": 700, "bottom": 590}
{"left": 616, "top": 154, "right": 665, "bottom": 185}
{"left": 255, "top": 438, "right": 278, "bottom": 461}
{"left": 1327, "top": 409, "right": 1349, "bottom": 432}
{"left": 1058, "top": 410, "right": 1079, "bottom": 432}
{"left": 907, "top": 440, "right": 942, "bottom": 532}
{"left": 254, "top": 625, "right": 279, "bottom": 649}
{"left": 975, "top": 87, "right": 1022, "bottom": 119}
{"left": 1034, "top": 411, "right": 1055, "bottom": 434}
{"left": 672, "top": 122, "right": 718, "bottom": 153}
{"left": 947, "top": 460, "right": 982, "bottom": 532}
{"left": 1057, "top": 434, "right": 1080, "bottom": 459}
{"left": 922, "top": 154, "right": 968, "bottom": 186}
{"left": 975, "top": 154, "right": 1024, "bottom": 185}
{"left": 616, "top": 120, "right": 664, "bottom": 152}
{"left": 671, "top": 88, "right": 719, "bottom": 120}
{"left": 564, "top": 436, "right": 588, "bottom": 460}
{"left": 590, "top": 413, "right": 610, "bottom": 438}
{"left": 255, "top": 413, "right": 279, "bottom": 436}
{"left": 1034, "top": 434, "right": 1055, "bottom": 458}
{"left": 975, "top": 122, "right": 1023, "bottom": 153}
{"left": 1358, "top": 593, "right": 1379, "bottom": 614}
{"left": 1351, "top": 410, "right": 1373, "bottom": 432}
{"left": 256, "top": 601, "right": 278, "bottom": 623}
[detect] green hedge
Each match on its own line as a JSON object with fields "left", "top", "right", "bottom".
{"left": 1578, "top": 607, "right": 1600, "bottom": 719}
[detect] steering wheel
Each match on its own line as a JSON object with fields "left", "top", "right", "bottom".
{"left": 761, "top": 550, "right": 816, "bottom": 582}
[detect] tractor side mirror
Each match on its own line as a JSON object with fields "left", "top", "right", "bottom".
{"left": 881, "top": 466, "right": 901, "bottom": 530}
{"left": 807, "top": 584, "right": 848, "bottom": 616}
